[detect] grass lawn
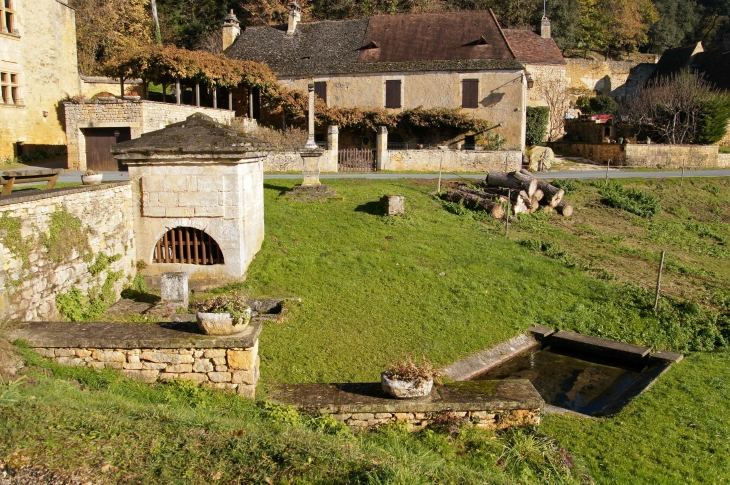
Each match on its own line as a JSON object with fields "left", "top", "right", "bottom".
{"left": 2, "top": 176, "right": 729, "bottom": 483}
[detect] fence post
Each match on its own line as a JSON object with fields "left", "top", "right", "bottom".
{"left": 505, "top": 189, "right": 511, "bottom": 236}
{"left": 681, "top": 159, "right": 685, "bottom": 187}
{"left": 605, "top": 158, "right": 611, "bottom": 186}
{"left": 654, "top": 250, "right": 666, "bottom": 311}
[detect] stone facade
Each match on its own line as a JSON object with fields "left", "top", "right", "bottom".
{"left": 281, "top": 70, "right": 527, "bottom": 151}
{"left": 64, "top": 100, "right": 236, "bottom": 170}
{"left": 0, "top": 0, "right": 82, "bottom": 158}
{"left": 333, "top": 408, "right": 540, "bottom": 431}
{"left": 31, "top": 343, "right": 260, "bottom": 398}
{"left": 0, "top": 183, "right": 136, "bottom": 321}
{"left": 385, "top": 149, "right": 522, "bottom": 172}
{"left": 79, "top": 76, "right": 144, "bottom": 99}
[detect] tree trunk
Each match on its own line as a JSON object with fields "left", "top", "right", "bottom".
{"left": 556, "top": 201, "right": 574, "bottom": 217}
{"left": 518, "top": 169, "right": 564, "bottom": 207}
{"left": 512, "top": 171, "right": 538, "bottom": 197}
{"left": 444, "top": 190, "right": 505, "bottom": 219}
{"left": 486, "top": 171, "right": 537, "bottom": 196}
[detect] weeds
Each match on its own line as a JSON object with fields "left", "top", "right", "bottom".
{"left": 550, "top": 178, "right": 579, "bottom": 195}
{"left": 599, "top": 181, "right": 661, "bottom": 218}
{"left": 0, "top": 376, "right": 26, "bottom": 407}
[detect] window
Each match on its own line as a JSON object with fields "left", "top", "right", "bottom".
{"left": 314, "top": 81, "right": 327, "bottom": 104}
{"left": 0, "top": 71, "right": 19, "bottom": 105}
{"left": 1, "top": 0, "right": 16, "bottom": 35}
{"left": 385, "top": 80, "right": 401, "bottom": 108}
{"left": 462, "top": 79, "right": 479, "bottom": 108}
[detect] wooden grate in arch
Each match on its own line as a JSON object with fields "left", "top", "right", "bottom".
{"left": 153, "top": 227, "right": 224, "bottom": 265}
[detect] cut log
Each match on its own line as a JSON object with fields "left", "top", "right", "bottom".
{"left": 444, "top": 190, "right": 505, "bottom": 219}
{"left": 530, "top": 196, "right": 540, "bottom": 214}
{"left": 512, "top": 171, "right": 538, "bottom": 197}
{"left": 486, "top": 171, "right": 537, "bottom": 197}
{"left": 542, "top": 205, "right": 554, "bottom": 214}
{"left": 533, "top": 189, "right": 544, "bottom": 202}
{"left": 536, "top": 180, "right": 565, "bottom": 208}
{"left": 511, "top": 196, "right": 529, "bottom": 215}
{"left": 556, "top": 201, "right": 574, "bottom": 217}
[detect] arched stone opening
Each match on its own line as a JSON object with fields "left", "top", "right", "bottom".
{"left": 153, "top": 227, "right": 224, "bottom": 265}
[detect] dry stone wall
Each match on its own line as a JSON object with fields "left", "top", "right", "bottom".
{"left": 334, "top": 408, "right": 540, "bottom": 431}
{"left": 0, "top": 183, "right": 136, "bottom": 321}
{"left": 385, "top": 150, "right": 521, "bottom": 172}
{"left": 32, "top": 342, "right": 260, "bottom": 398}
{"left": 624, "top": 144, "right": 719, "bottom": 168}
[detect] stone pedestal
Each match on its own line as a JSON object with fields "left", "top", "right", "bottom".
{"left": 381, "top": 195, "right": 405, "bottom": 216}
{"left": 161, "top": 272, "right": 189, "bottom": 307}
{"left": 300, "top": 148, "right": 324, "bottom": 186}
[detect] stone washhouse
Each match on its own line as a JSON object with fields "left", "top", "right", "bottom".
{"left": 112, "top": 113, "right": 272, "bottom": 285}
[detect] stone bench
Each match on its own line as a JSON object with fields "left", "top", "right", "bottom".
{"left": 2, "top": 320, "right": 262, "bottom": 398}
{"left": 268, "top": 379, "right": 543, "bottom": 430}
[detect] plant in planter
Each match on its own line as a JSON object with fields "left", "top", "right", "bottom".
{"left": 81, "top": 170, "right": 103, "bottom": 185}
{"left": 190, "top": 292, "right": 252, "bottom": 335}
{"left": 381, "top": 355, "right": 438, "bottom": 399}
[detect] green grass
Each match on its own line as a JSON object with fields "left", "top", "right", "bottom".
{"left": 719, "top": 146, "right": 730, "bottom": 154}
{"left": 3, "top": 177, "right": 730, "bottom": 483}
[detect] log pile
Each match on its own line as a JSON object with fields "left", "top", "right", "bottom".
{"left": 443, "top": 170, "right": 573, "bottom": 219}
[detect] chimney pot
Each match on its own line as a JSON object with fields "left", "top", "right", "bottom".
{"left": 287, "top": 2, "right": 302, "bottom": 35}
{"left": 222, "top": 10, "right": 241, "bottom": 51}
{"left": 540, "top": 17, "right": 551, "bottom": 39}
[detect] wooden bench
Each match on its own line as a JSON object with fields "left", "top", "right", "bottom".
{"left": 0, "top": 169, "right": 63, "bottom": 196}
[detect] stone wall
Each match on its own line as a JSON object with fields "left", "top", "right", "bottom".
{"left": 718, "top": 153, "right": 730, "bottom": 168}
{"left": 333, "top": 408, "right": 540, "bottom": 431}
{"left": 0, "top": 0, "right": 81, "bottom": 158}
{"left": 624, "top": 144, "right": 719, "bottom": 168}
{"left": 64, "top": 100, "right": 236, "bottom": 170}
{"left": 79, "top": 76, "right": 144, "bottom": 99}
{"left": 565, "top": 59, "right": 657, "bottom": 101}
{"left": 0, "top": 183, "right": 136, "bottom": 321}
{"left": 550, "top": 142, "right": 625, "bottom": 164}
{"left": 32, "top": 342, "right": 259, "bottom": 398}
{"left": 264, "top": 151, "right": 338, "bottom": 172}
{"left": 385, "top": 149, "right": 522, "bottom": 172}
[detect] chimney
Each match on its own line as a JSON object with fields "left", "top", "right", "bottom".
{"left": 222, "top": 10, "right": 241, "bottom": 51}
{"left": 287, "top": 2, "right": 302, "bottom": 35}
{"left": 540, "top": 17, "right": 551, "bottom": 39}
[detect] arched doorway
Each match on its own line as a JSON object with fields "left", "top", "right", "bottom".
{"left": 153, "top": 227, "right": 224, "bottom": 265}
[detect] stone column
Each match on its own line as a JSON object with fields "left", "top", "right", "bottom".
{"left": 229, "top": 91, "right": 234, "bottom": 111}
{"left": 376, "top": 126, "right": 389, "bottom": 171}
{"left": 213, "top": 88, "right": 218, "bottom": 109}
{"left": 195, "top": 84, "right": 200, "bottom": 107}
{"left": 175, "top": 79, "right": 181, "bottom": 105}
{"left": 305, "top": 82, "right": 317, "bottom": 149}
{"left": 248, "top": 91, "right": 254, "bottom": 118}
{"left": 326, "top": 125, "right": 339, "bottom": 172}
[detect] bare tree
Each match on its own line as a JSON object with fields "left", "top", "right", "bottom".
{"left": 537, "top": 76, "right": 570, "bottom": 142}
{"left": 195, "top": 31, "right": 223, "bottom": 55}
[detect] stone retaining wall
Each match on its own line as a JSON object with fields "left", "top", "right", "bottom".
{"left": 385, "top": 150, "right": 522, "bottom": 172}
{"left": 0, "top": 183, "right": 136, "bottom": 322}
{"left": 32, "top": 342, "right": 259, "bottom": 398}
{"left": 550, "top": 142, "right": 625, "bottom": 164}
{"left": 333, "top": 408, "right": 540, "bottom": 431}
{"left": 718, "top": 153, "right": 730, "bottom": 167}
{"left": 624, "top": 144, "right": 719, "bottom": 168}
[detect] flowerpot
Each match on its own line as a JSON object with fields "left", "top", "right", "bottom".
{"left": 81, "top": 174, "right": 103, "bottom": 185}
{"left": 196, "top": 309, "right": 251, "bottom": 335}
{"left": 381, "top": 372, "right": 434, "bottom": 399}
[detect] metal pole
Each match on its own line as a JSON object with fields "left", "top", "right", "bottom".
{"left": 605, "top": 158, "right": 611, "bottom": 186}
{"left": 654, "top": 250, "right": 666, "bottom": 311}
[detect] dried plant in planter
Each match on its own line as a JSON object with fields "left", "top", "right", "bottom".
{"left": 383, "top": 355, "right": 437, "bottom": 385}
{"left": 191, "top": 292, "right": 251, "bottom": 326}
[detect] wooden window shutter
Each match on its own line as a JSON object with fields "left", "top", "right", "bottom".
{"left": 385, "top": 80, "right": 401, "bottom": 108}
{"left": 314, "top": 81, "right": 327, "bottom": 103}
{"left": 462, "top": 79, "right": 478, "bottom": 108}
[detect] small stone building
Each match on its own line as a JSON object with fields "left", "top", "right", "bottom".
{"left": 112, "top": 113, "right": 271, "bottom": 284}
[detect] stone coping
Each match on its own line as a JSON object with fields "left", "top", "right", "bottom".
{"left": 1, "top": 320, "right": 262, "bottom": 350}
{"left": 0, "top": 182, "right": 130, "bottom": 207}
{"left": 268, "top": 379, "right": 543, "bottom": 414}
{"left": 442, "top": 334, "right": 538, "bottom": 381}
{"left": 548, "top": 330, "right": 651, "bottom": 365}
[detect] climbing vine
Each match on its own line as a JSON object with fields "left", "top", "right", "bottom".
{"left": 40, "top": 207, "right": 92, "bottom": 264}
{"left": 0, "top": 212, "right": 32, "bottom": 271}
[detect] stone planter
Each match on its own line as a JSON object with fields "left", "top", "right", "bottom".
{"left": 81, "top": 173, "right": 103, "bottom": 185}
{"left": 196, "top": 308, "right": 251, "bottom": 335}
{"left": 381, "top": 373, "right": 434, "bottom": 399}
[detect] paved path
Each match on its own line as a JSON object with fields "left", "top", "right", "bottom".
{"left": 53, "top": 169, "right": 730, "bottom": 184}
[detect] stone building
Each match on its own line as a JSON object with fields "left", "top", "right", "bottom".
{"left": 225, "top": 8, "right": 556, "bottom": 151}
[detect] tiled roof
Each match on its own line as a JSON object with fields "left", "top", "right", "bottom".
{"left": 225, "top": 12, "right": 557, "bottom": 77}
{"left": 502, "top": 29, "right": 565, "bottom": 64}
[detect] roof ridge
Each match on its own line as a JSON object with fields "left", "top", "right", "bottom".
{"left": 490, "top": 8, "right": 517, "bottom": 60}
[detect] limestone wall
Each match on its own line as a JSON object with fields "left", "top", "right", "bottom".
{"left": 565, "top": 59, "right": 657, "bottom": 101}
{"left": 334, "top": 408, "right": 540, "bottom": 431}
{"left": 624, "top": 144, "right": 719, "bottom": 168}
{"left": 550, "top": 142, "right": 625, "bottom": 164}
{"left": 281, "top": 70, "right": 527, "bottom": 151}
{"left": 64, "top": 100, "right": 236, "bottom": 170}
{"left": 385, "top": 149, "right": 522, "bottom": 172}
{"left": 79, "top": 76, "right": 144, "bottom": 99}
{"left": 32, "top": 342, "right": 259, "bottom": 399}
{"left": 264, "top": 151, "right": 337, "bottom": 172}
{"left": 0, "top": 0, "right": 82, "bottom": 157}
{"left": 718, "top": 153, "right": 730, "bottom": 168}
{"left": 0, "top": 183, "right": 136, "bottom": 322}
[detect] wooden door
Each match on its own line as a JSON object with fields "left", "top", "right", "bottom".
{"left": 84, "top": 127, "right": 131, "bottom": 171}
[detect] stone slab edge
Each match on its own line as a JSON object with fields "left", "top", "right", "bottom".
{"left": 548, "top": 330, "right": 650, "bottom": 364}
{"left": 0, "top": 182, "right": 131, "bottom": 207}
{"left": 650, "top": 350, "right": 684, "bottom": 364}
{"left": 527, "top": 325, "right": 555, "bottom": 340}
{"left": 441, "top": 333, "right": 538, "bottom": 381}
{"left": 1, "top": 320, "right": 262, "bottom": 350}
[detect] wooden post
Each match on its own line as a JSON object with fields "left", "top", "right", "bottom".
{"left": 505, "top": 188, "right": 511, "bottom": 236}
{"left": 654, "top": 250, "right": 666, "bottom": 311}
{"left": 437, "top": 154, "right": 443, "bottom": 195}
{"left": 605, "top": 158, "right": 611, "bottom": 186}
{"left": 195, "top": 83, "right": 200, "bottom": 107}
{"left": 175, "top": 79, "right": 181, "bottom": 105}
{"left": 681, "top": 159, "right": 685, "bottom": 187}
{"left": 213, "top": 88, "right": 217, "bottom": 109}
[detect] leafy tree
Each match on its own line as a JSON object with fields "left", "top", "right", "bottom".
{"left": 69, "top": 0, "right": 152, "bottom": 75}
{"left": 576, "top": 94, "right": 618, "bottom": 114}
{"left": 526, "top": 107, "right": 550, "bottom": 146}
{"left": 648, "top": 0, "right": 702, "bottom": 53}
{"left": 600, "top": 0, "right": 659, "bottom": 52}
{"left": 548, "top": 0, "right": 583, "bottom": 51}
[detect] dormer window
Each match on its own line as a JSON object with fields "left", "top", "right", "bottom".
{"left": 362, "top": 41, "right": 380, "bottom": 49}
{"left": 1, "top": 0, "right": 16, "bottom": 35}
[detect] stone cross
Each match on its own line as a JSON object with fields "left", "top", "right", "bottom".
{"left": 305, "top": 82, "right": 318, "bottom": 149}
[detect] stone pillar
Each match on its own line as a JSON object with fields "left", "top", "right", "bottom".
{"left": 305, "top": 82, "right": 317, "bottom": 149}
{"left": 376, "top": 126, "right": 389, "bottom": 171}
{"left": 248, "top": 91, "right": 254, "bottom": 118}
{"left": 213, "top": 88, "right": 218, "bottom": 109}
{"left": 229, "top": 91, "right": 234, "bottom": 111}
{"left": 161, "top": 272, "right": 189, "bottom": 308}
{"left": 175, "top": 79, "right": 181, "bottom": 105}
{"left": 326, "top": 125, "right": 339, "bottom": 172}
{"left": 195, "top": 84, "right": 200, "bottom": 107}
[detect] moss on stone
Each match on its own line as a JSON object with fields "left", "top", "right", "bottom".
{"left": 41, "top": 206, "right": 92, "bottom": 263}
{"left": 0, "top": 212, "right": 33, "bottom": 270}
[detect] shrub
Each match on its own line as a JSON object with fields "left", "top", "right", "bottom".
{"left": 526, "top": 107, "right": 550, "bottom": 146}
{"left": 576, "top": 94, "right": 618, "bottom": 114}
{"left": 599, "top": 181, "right": 661, "bottom": 218}
{"left": 697, "top": 94, "right": 730, "bottom": 144}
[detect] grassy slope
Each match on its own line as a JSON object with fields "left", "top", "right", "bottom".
{"left": 2, "top": 177, "right": 729, "bottom": 483}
